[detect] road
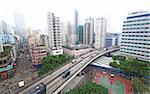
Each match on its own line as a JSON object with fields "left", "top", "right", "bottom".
{"left": 46, "top": 51, "right": 98, "bottom": 94}
{"left": 19, "top": 47, "right": 119, "bottom": 94}
{"left": 0, "top": 44, "right": 37, "bottom": 94}
{"left": 52, "top": 47, "right": 119, "bottom": 94}
{"left": 19, "top": 50, "right": 98, "bottom": 94}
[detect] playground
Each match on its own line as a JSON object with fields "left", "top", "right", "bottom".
{"left": 95, "top": 71, "right": 133, "bottom": 94}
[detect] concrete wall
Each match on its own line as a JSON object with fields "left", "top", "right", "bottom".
{"left": 63, "top": 47, "right": 91, "bottom": 57}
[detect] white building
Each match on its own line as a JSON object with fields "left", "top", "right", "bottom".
{"left": 83, "top": 17, "right": 94, "bottom": 45}
{"left": 94, "top": 18, "right": 107, "bottom": 49}
{"left": 120, "top": 11, "right": 150, "bottom": 61}
{"left": 47, "top": 12, "right": 63, "bottom": 55}
{"left": 0, "top": 36, "right": 3, "bottom": 52}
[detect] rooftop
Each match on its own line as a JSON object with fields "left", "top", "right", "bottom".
{"left": 0, "top": 65, "right": 13, "bottom": 72}
{"left": 0, "top": 46, "right": 12, "bottom": 58}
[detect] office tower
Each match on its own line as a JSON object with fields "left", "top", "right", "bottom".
{"left": 106, "top": 33, "right": 121, "bottom": 46}
{"left": 74, "top": 10, "right": 78, "bottom": 33}
{"left": 106, "top": 35, "right": 116, "bottom": 47}
{"left": 14, "top": 12, "right": 26, "bottom": 42}
{"left": 65, "top": 22, "right": 75, "bottom": 46}
{"left": 120, "top": 11, "right": 150, "bottom": 61}
{"left": 77, "top": 25, "right": 84, "bottom": 44}
{"left": 83, "top": 17, "right": 94, "bottom": 45}
{"left": 47, "top": 12, "right": 63, "bottom": 55}
{"left": 0, "top": 36, "right": 3, "bottom": 52}
{"left": 39, "top": 34, "right": 49, "bottom": 48}
{"left": 1, "top": 20, "right": 8, "bottom": 34}
{"left": 74, "top": 10, "right": 79, "bottom": 44}
{"left": 94, "top": 18, "right": 107, "bottom": 49}
{"left": 61, "top": 22, "right": 67, "bottom": 46}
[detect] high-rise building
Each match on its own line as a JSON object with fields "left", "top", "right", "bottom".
{"left": 106, "top": 33, "right": 121, "bottom": 46}
{"left": 77, "top": 25, "right": 84, "bottom": 44}
{"left": 1, "top": 20, "right": 8, "bottom": 34}
{"left": 74, "top": 10, "right": 78, "bottom": 33}
{"left": 106, "top": 35, "right": 116, "bottom": 47}
{"left": 39, "top": 34, "right": 49, "bottom": 48}
{"left": 61, "top": 22, "right": 67, "bottom": 46}
{"left": 120, "top": 11, "right": 150, "bottom": 61}
{"left": 65, "top": 22, "right": 75, "bottom": 46}
{"left": 28, "top": 32, "right": 47, "bottom": 68}
{"left": 47, "top": 12, "right": 63, "bottom": 55}
{"left": 0, "top": 20, "right": 16, "bottom": 52}
{"left": 0, "top": 36, "right": 3, "bottom": 52}
{"left": 14, "top": 12, "right": 26, "bottom": 42}
{"left": 74, "top": 10, "right": 79, "bottom": 44}
{"left": 0, "top": 34, "right": 18, "bottom": 79}
{"left": 0, "top": 20, "right": 16, "bottom": 35}
{"left": 83, "top": 18, "right": 94, "bottom": 45}
{"left": 94, "top": 18, "right": 107, "bottom": 49}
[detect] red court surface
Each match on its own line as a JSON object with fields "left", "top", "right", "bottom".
{"left": 95, "top": 71, "right": 133, "bottom": 94}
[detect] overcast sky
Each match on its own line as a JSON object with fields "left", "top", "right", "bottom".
{"left": 0, "top": 0, "right": 149, "bottom": 33}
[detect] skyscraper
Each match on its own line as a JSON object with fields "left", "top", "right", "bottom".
{"left": 1, "top": 20, "right": 8, "bottom": 34}
{"left": 106, "top": 33, "right": 121, "bottom": 46}
{"left": 61, "top": 22, "right": 67, "bottom": 46}
{"left": 120, "top": 11, "right": 150, "bottom": 61}
{"left": 0, "top": 36, "right": 3, "bottom": 52}
{"left": 77, "top": 25, "right": 84, "bottom": 44}
{"left": 14, "top": 12, "right": 26, "bottom": 42}
{"left": 83, "top": 17, "right": 94, "bottom": 45}
{"left": 47, "top": 12, "right": 63, "bottom": 55}
{"left": 94, "top": 18, "right": 107, "bottom": 49}
{"left": 74, "top": 10, "right": 78, "bottom": 44}
{"left": 74, "top": 10, "right": 78, "bottom": 33}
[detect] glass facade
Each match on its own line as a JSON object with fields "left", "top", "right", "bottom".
{"left": 77, "top": 25, "right": 83, "bottom": 44}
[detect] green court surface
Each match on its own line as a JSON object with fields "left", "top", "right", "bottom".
{"left": 100, "top": 76, "right": 126, "bottom": 94}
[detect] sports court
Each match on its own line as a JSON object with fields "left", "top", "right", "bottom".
{"left": 95, "top": 71, "right": 133, "bottom": 94}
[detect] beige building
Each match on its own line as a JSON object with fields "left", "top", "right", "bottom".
{"left": 28, "top": 33, "right": 47, "bottom": 67}
{"left": 83, "top": 17, "right": 94, "bottom": 45}
{"left": 30, "top": 46, "right": 47, "bottom": 67}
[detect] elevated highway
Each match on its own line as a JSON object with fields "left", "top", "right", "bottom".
{"left": 19, "top": 47, "right": 119, "bottom": 94}
{"left": 52, "top": 47, "right": 119, "bottom": 94}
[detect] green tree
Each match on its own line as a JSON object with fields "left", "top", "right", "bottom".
{"left": 38, "top": 54, "right": 72, "bottom": 75}
{"left": 65, "top": 82, "right": 108, "bottom": 94}
{"left": 132, "top": 78, "right": 149, "bottom": 94}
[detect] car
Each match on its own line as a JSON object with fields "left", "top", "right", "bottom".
{"left": 77, "top": 72, "right": 85, "bottom": 76}
{"left": 72, "top": 59, "right": 76, "bottom": 63}
{"left": 62, "top": 70, "right": 70, "bottom": 78}
{"left": 26, "top": 83, "right": 46, "bottom": 94}
{"left": 102, "top": 71, "right": 107, "bottom": 74}
{"left": 110, "top": 74, "right": 115, "bottom": 77}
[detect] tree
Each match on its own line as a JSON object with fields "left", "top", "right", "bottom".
{"left": 132, "top": 78, "right": 149, "bottom": 94}
{"left": 65, "top": 82, "right": 108, "bottom": 94}
{"left": 38, "top": 54, "right": 72, "bottom": 76}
